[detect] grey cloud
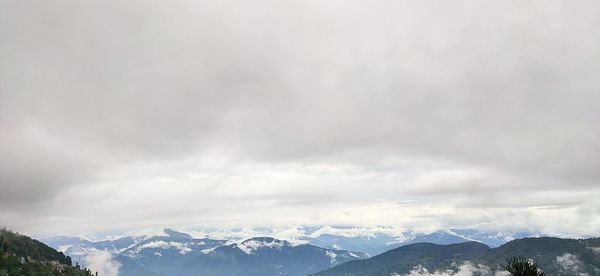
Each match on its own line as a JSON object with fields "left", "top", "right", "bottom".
{"left": 1, "top": 0, "right": 600, "bottom": 234}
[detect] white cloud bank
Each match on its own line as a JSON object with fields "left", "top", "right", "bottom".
{"left": 556, "top": 253, "right": 590, "bottom": 276}
{"left": 406, "top": 262, "right": 488, "bottom": 276}
{"left": 400, "top": 262, "right": 512, "bottom": 276}
{"left": 83, "top": 250, "right": 121, "bottom": 276}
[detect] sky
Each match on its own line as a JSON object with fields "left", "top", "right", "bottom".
{"left": 1, "top": 0, "right": 599, "bottom": 238}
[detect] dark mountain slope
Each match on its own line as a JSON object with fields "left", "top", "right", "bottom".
{"left": 0, "top": 228, "right": 93, "bottom": 276}
{"left": 477, "top": 237, "right": 600, "bottom": 275}
{"left": 314, "top": 237, "right": 600, "bottom": 276}
{"left": 314, "top": 241, "right": 489, "bottom": 276}
{"left": 372, "top": 231, "right": 473, "bottom": 256}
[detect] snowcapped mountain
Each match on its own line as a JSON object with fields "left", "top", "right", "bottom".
{"left": 115, "top": 229, "right": 228, "bottom": 275}
{"left": 43, "top": 235, "right": 139, "bottom": 265}
{"left": 45, "top": 228, "right": 365, "bottom": 276}
{"left": 116, "top": 231, "right": 366, "bottom": 276}
{"left": 448, "top": 228, "right": 534, "bottom": 247}
{"left": 43, "top": 227, "right": 537, "bottom": 275}
{"left": 119, "top": 229, "right": 226, "bottom": 258}
{"left": 300, "top": 226, "right": 537, "bottom": 255}
{"left": 301, "top": 232, "right": 398, "bottom": 256}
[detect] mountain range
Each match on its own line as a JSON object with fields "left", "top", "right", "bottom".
{"left": 314, "top": 237, "right": 600, "bottom": 275}
{"left": 41, "top": 227, "right": 600, "bottom": 276}
{"left": 44, "top": 227, "right": 534, "bottom": 264}
{"left": 293, "top": 227, "right": 533, "bottom": 256}
{"left": 0, "top": 226, "right": 595, "bottom": 276}
{"left": 46, "top": 228, "right": 366, "bottom": 276}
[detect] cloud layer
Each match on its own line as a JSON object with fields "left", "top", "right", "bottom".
{"left": 1, "top": 0, "right": 600, "bottom": 236}
{"left": 403, "top": 262, "right": 493, "bottom": 276}
{"left": 83, "top": 250, "right": 121, "bottom": 276}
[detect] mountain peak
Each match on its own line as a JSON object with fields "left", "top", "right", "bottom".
{"left": 242, "top": 237, "right": 282, "bottom": 243}
{"left": 237, "top": 237, "right": 292, "bottom": 254}
{"left": 163, "top": 228, "right": 192, "bottom": 239}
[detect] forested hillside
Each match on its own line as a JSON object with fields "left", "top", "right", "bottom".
{"left": 475, "top": 237, "right": 600, "bottom": 275}
{"left": 0, "top": 228, "right": 94, "bottom": 276}
{"left": 313, "top": 242, "right": 490, "bottom": 276}
{"left": 314, "top": 237, "right": 600, "bottom": 275}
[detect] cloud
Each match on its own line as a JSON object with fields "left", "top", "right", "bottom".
{"left": 556, "top": 253, "right": 590, "bottom": 276}
{"left": 1, "top": 0, "right": 600, "bottom": 236}
{"left": 402, "top": 261, "right": 491, "bottom": 276}
{"left": 307, "top": 225, "right": 407, "bottom": 239}
{"left": 83, "top": 249, "right": 122, "bottom": 276}
{"left": 135, "top": 241, "right": 192, "bottom": 255}
{"left": 587, "top": 247, "right": 600, "bottom": 255}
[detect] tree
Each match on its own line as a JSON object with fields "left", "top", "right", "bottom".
{"left": 501, "top": 256, "right": 545, "bottom": 276}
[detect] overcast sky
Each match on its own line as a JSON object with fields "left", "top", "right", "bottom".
{"left": 1, "top": 0, "right": 599, "bottom": 237}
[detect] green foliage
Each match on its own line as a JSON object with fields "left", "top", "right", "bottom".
{"left": 0, "top": 228, "right": 93, "bottom": 276}
{"left": 0, "top": 228, "right": 71, "bottom": 266}
{"left": 501, "top": 256, "right": 545, "bottom": 276}
{"left": 314, "top": 237, "right": 600, "bottom": 276}
{"left": 313, "top": 242, "right": 491, "bottom": 276}
{"left": 477, "top": 237, "right": 600, "bottom": 275}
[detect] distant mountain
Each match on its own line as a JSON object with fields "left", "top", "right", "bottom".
{"left": 313, "top": 242, "right": 490, "bottom": 276}
{"left": 373, "top": 230, "right": 473, "bottom": 254}
{"left": 41, "top": 227, "right": 543, "bottom": 275}
{"left": 116, "top": 233, "right": 366, "bottom": 276}
{"left": 44, "top": 235, "right": 139, "bottom": 265}
{"left": 162, "top": 228, "right": 192, "bottom": 239}
{"left": 303, "top": 228, "right": 535, "bottom": 256}
{"left": 303, "top": 233, "right": 397, "bottom": 256}
{"left": 116, "top": 229, "right": 228, "bottom": 275}
{"left": 0, "top": 228, "right": 93, "bottom": 276}
{"left": 475, "top": 237, "right": 600, "bottom": 275}
{"left": 314, "top": 237, "right": 600, "bottom": 275}
{"left": 44, "top": 228, "right": 366, "bottom": 276}
{"left": 449, "top": 229, "right": 535, "bottom": 247}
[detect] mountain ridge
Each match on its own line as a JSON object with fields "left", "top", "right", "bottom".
{"left": 314, "top": 237, "right": 600, "bottom": 276}
{"left": 43, "top": 227, "right": 593, "bottom": 276}
{"left": 112, "top": 229, "right": 366, "bottom": 276}
{"left": 0, "top": 228, "right": 94, "bottom": 276}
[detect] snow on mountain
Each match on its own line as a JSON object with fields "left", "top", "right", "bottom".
{"left": 300, "top": 226, "right": 539, "bottom": 255}
{"left": 42, "top": 226, "right": 539, "bottom": 275}
{"left": 118, "top": 229, "right": 226, "bottom": 259}
{"left": 43, "top": 235, "right": 141, "bottom": 265}
{"left": 131, "top": 240, "right": 192, "bottom": 255}
{"left": 236, "top": 237, "right": 292, "bottom": 254}
{"left": 112, "top": 231, "right": 366, "bottom": 276}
